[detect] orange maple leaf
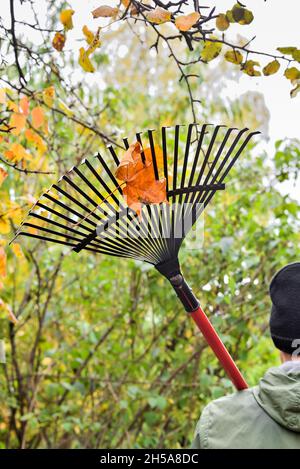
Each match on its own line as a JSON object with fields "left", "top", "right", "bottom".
{"left": 115, "top": 142, "right": 167, "bottom": 218}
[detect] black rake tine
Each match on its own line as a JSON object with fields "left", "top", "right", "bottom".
{"left": 35, "top": 202, "right": 95, "bottom": 233}
{"left": 135, "top": 132, "right": 146, "bottom": 163}
{"left": 172, "top": 124, "right": 180, "bottom": 194}
{"left": 96, "top": 153, "right": 123, "bottom": 195}
{"left": 161, "top": 126, "right": 169, "bottom": 195}
{"left": 107, "top": 145, "right": 120, "bottom": 166}
{"left": 148, "top": 129, "right": 159, "bottom": 180}
{"left": 123, "top": 137, "right": 129, "bottom": 150}
{"left": 43, "top": 194, "right": 98, "bottom": 228}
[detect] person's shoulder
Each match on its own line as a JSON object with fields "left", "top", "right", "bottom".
{"left": 202, "top": 387, "right": 257, "bottom": 416}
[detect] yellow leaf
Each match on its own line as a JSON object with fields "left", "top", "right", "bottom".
{"left": 7, "top": 100, "right": 18, "bottom": 112}
{"left": 9, "top": 112, "right": 26, "bottom": 136}
{"left": 284, "top": 67, "right": 300, "bottom": 81}
{"left": 224, "top": 50, "right": 243, "bottom": 64}
{"left": 277, "top": 47, "right": 296, "bottom": 55}
{"left": 201, "top": 37, "right": 222, "bottom": 62}
{"left": 31, "top": 106, "right": 45, "bottom": 129}
{"left": 6, "top": 143, "right": 31, "bottom": 162}
{"left": 60, "top": 9, "right": 74, "bottom": 31}
{"left": 25, "top": 129, "right": 47, "bottom": 155}
{"left": 216, "top": 13, "right": 230, "bottom": 31}
{"left": 0, "top": 89, "right": 6, "bottom": 104}
{"left": 52, "top": 32, "right": 66, "bottom": 52}
{"left": 231, "top": 4, "right": 253, "bottom": 25}
{"left": 0, "top": 218, "right": 10, "bottom": 235}
{"left": 290, "top": 80, "right": 300, "bottom": 98}
{"left": 0, "top": 167, "right": 8, "bottom": 187}
{"left": 92, "top": 5, "right": 119, "bottom": 18}
{"left": 11, "top": 243, "right": 24, "bottom": 260}
{"left": 175, "top": 12, "right": 200, "bottom": 31}
{"left": 263, "top": 60, "right": 280, "bottom": 76}
{"left": 145, "top": 7, "right": 171, "bottom": 24}
{"left": 86, "top": 28, "right": 101, "bottom": 55}
{"left": 43, "top": 86, "right": 55, "bottom": 107}
{"left": 78, "top": 47, "right": 95, "bottom": 73}
{"left": 0, "top": 247, "right": 6, "bottom": 277}
{"left": 7, "top": 203, "right": 22, "bottom": 224}
{"left": 83, "top": 25, "right": 94, "bottom": 45}
{"left": 243, "top": 60, "right": 261, "bottom": 77}
{"left": 58, "top": 99, "right": 73, "bottom": 117}
{"left": 292, "top": 49, "right": 300, "bottom": 63}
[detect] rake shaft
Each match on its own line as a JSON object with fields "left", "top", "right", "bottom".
{"left": 190, "top": 306, "right": 248, "bottom": 391}
{"left": 156, "top": 258, "right": 248, "bottom": 391}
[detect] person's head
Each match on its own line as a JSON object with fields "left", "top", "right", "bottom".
{"left": 269, "top": 262, "right": 300, "bottom": 363}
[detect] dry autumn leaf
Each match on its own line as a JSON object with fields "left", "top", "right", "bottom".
{"left": 25, "top": 129, "right": 47, "bottom": 155}
{"left": 52, "top": 32, "right": 66, "bottom": 51}
{"left": 224, "top": 50, "right": 243, "bottom": 65}
{"left": 43, "top": 86, "right": 55, "bottom": 107}
{"left": 242, "top": 60, "right": 261, "bottom": 77}
{"left": 92, "top": 5, "right": 119, "bottom": 18}
{"left": 0, "top": 168, "right": 8, "bottom": 187}
{"left": 115, "top": 142, "right": 167, "bottom": 218}
{"left": 9, "top": 112, "right": 26, "bottom": 136}
{"left": 11, "top": 243, "right": 24, "bottom": 260}
{"left": 31, "top": 106, "right": 45, "bottom": 128}
{"left": 20, "top": 96, "right": 29, "bottom": 116}
{"left": 83, "top": 25, "right": 94, "bottom": 45}
{"left": 79, "top": 47, "right": 95, "bottom": 73}
{"left": 216, "top": 13, "right": 230, "bottom": 31}
{"left": 277, "top": 47, "right": 296, "bottom": 55}
{"left": 175, "top": 12, "right": 200, "bottom": 32}
{"left": 5, "top": 143, "right": 31, "bottom": 162}
{"left": 263, "top": 60, "right": 280, "bottom": 76}
{"left": 201, "top": 37, "right": 222, "bottom": 62}
{"left": 290, "top": 79, "right": 300, "bottom": 98}
{"left": 86, "top": 28, "right": 101, "bottom": 55}
{"left": 284, "top": 67, "right": 300, "bottom": 81}
{"left": 145, "top": 7, "right": 171, "bottom": 24}
{"left": 60, "top": 9, "right": 74, "bottom": 30}
{"left": 230, "top": 4, "right": 253, "bottom": 25}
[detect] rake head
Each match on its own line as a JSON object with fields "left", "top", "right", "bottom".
{"left": 12, "top": 123, "right": 259, "bottom": 276}
{"left": 11, "top": 123, "right": 260, "bottom": 391}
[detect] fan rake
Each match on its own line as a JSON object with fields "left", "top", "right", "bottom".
{"left": 12, "top": 123, "right": 260, "bottom": 390}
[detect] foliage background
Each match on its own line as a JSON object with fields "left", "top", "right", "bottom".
{"left": 0, "top": 0, "right": 299, "bottom": 448}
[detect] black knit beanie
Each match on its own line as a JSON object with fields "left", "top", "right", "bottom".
{"left": 269, "top": 262, "right": 300, "bottom": 355}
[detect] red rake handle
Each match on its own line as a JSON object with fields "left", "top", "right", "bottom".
{"left": 190, "top": 305, "right": 248, "bottom": 391}
{"left": 166, "top": 272, "right": 248, "bottom": 391}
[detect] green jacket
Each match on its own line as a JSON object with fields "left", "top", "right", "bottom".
{"left": 192, "top": 361, "right": 300, "bottom": 449}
